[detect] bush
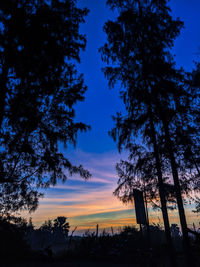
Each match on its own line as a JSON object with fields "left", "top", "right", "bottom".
{"left": 0, "top": 216, "right": 32, "bottom": 261}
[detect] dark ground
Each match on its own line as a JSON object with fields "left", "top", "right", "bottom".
{"left": 1, "top": 263, "right": 135, "bottom": 267}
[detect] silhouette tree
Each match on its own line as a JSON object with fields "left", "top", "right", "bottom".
{"left": 40, "top": 219, "right": 54, "bottom": 234}
{"left": 180, "top": 63, "right": 200, "bottom": 214}
{"left": 53, "top": 216, "right": 70, "bottom": 237}
{"left": 40, "top": 216, "right": 70, "bottom": 237}
{"left": 0, "top": 0, "right": 90, "bottom": 214}
{"left": 101, "top": 1, "right": 200, "bottom": 260}
{"left": 114, "top": 144, "right": 177, "bottom": 211}
{"left": 100, "top": 0, "right": 184, "bottom": 251}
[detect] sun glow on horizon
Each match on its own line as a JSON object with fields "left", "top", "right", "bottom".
{"left": 20, "top": 150, "right": 200, "bottom": 233}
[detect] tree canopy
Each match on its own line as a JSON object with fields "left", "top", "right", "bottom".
{"left": 100, "top": 0, "right": 196, "bottom": 250}
{"left": 0, "top": 0, "right": 90, "bottom": 214}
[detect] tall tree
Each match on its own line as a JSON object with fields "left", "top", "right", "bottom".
{"left": 100, "top": 0, "right": 184, "bottom": 252}
{"left": 0, "top": 0, "right": 90, "bottom": 214}
{"left": 183, "top": 63, "right": 200, "bottom": 212}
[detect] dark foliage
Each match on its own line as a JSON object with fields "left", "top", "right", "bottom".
{"left": 114, "top": 144, "right": 177, "bottom": 210}
{"left": 0, "top": 215, "right": 32, "bottom": 261}
{"left": 39, "top": 216, "right": 70, "bottom": 237}
{"left": 2, "top": 216, "right": 200, "bottom": 266}
{"left": 100, "top": 0, "right": 200, "bottom": 252}
{"left": 65, "top": 225, "right": 179, "bottom": 266}
{"left": 0, "top": 0, "right": 91, "bottom": 214}
{"left": 100, "top": 0, "right": 186, "bottom": 248}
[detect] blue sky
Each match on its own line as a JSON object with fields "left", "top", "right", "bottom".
{"left": 74, "top": 0, "right": 200, "bottom": 153}
{"left": 25, "top": 0, "right": 200, "bottom": 231}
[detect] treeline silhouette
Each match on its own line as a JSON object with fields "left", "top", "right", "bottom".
{"left": 100, "top": 1, "right": 200, "bottom": 265}
{"left": 1, "top": 0, "right": 200, "bottom": 266}
{"left": 2, "top": 215, "right": 200, "bottom": 266}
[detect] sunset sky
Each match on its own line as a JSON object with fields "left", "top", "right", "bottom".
{"left": 24, "top": 0, "right": 200, "bottom": 233}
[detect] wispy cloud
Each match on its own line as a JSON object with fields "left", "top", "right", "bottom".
{"left": 22, "top": 150, "right": 130, "bottom": 227}
{"left": 21, "top": 149, "right": 197, "bottom": 230}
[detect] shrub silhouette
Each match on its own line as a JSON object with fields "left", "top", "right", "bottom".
{"left": 0, "top": 216, "right": 31, "bottom": 261}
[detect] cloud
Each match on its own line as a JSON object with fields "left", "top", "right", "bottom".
{"left": 21, "top": 149, "right": 196, "bottom": 230}
{"left": 21, "top": 150, "right": 131, "bottom": 227}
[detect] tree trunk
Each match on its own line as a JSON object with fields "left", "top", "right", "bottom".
{"left": 148, "top": 109, "right": 172, "bottom": 247}
{"left": 162, "top": 119, "right": 195, "bottom": 267}
{"left": 149, "top": 112, "right": 177, "bottom": 266}
{"left": 162, "top": 120, "right": 189, "bottom": 246}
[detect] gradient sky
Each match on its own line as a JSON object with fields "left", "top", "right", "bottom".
{"left": 23, "top": 0, "right": 200, "bottom": 233}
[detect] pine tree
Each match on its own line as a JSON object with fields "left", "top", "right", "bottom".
{"left": 100, "top": 0, "right": 184, "bottom": 253}
{"left": 0, "top": 0, "right": 90, "bottom": 214}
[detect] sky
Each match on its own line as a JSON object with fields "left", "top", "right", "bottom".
{"left": 23, "top": 0, "right": 200, "bottom": 233}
